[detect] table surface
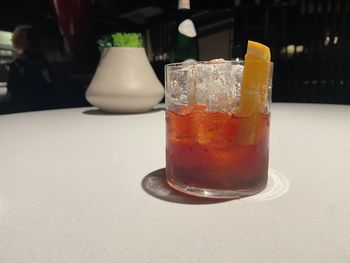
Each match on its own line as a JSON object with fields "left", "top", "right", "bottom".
{"left": 1, "top": 103, "right": 350, "bottom": 263}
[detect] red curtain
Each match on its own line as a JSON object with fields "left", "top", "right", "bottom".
{"left": 52, "top": 0, "right": 94, "bottom": 52}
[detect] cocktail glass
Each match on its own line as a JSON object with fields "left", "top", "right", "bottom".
{"left": 165, "top": 53, "right": 273, "bottom": 199}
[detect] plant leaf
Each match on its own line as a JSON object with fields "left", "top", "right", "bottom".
{"left": 97, "top": 32, "right": 143, "bottom": 51}
{"left": 112, "top": 33, "right": 142, "bottom": 47}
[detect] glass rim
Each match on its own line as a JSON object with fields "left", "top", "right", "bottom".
{"left": 165, "top": 59, "right": 273, "bottom": 68}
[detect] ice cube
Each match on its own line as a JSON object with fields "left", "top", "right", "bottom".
{"left": 166, "top": 60, "right": 244, "bottom": 114}
{"left": 165, "top": 63, "right": 196, "bottom": 112}
{"left": 209, "top": 58, "right": 226, "bottom": 64}
{"left": 228, "top": 64, "right": 244, "bottom": 113}
{"left": 192, "top": 60, "right": 243, "bottom": 113}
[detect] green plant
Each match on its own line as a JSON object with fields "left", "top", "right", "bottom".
{"left": 97, "top": 32, "right": 143, "bottom": 51}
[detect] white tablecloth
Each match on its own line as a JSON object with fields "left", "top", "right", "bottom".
{"left": 1, "top": 103, "right": 350, "bottom": 262}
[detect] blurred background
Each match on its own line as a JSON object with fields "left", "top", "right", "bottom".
{"left": 1, "top": 0, "right": 350, "bottom": 114}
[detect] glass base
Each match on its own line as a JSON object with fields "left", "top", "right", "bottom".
{"left": 167, "top": 177, "right": 267, "bottom": 199}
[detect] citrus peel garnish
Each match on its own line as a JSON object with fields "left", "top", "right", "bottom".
{"left": 237, "top": 41, "right": 271, "bottom": 145}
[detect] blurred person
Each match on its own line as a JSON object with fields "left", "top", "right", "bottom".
{"left": 0, "top": 25, "right": 56, "bottom": 113}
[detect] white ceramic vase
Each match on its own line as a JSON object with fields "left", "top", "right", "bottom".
{"left": 86, "top": 47, "right": 164, "bottom": 113}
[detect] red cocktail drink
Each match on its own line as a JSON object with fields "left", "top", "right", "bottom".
{"left": 166, "top": 104, "right": 270, "bottom": 197}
